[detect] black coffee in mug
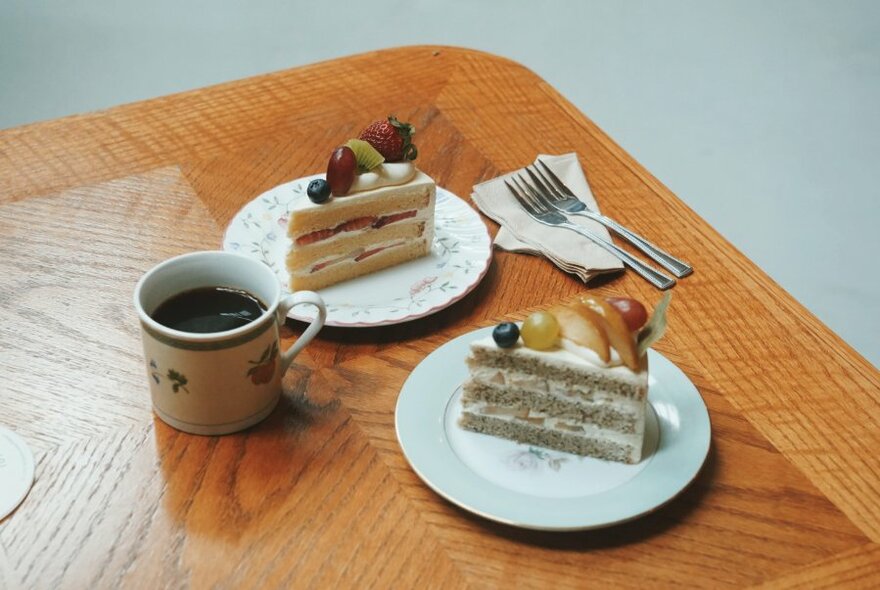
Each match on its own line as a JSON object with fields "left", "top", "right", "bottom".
{"left": 151, "top": 286, "right": 267, "bottom": 333}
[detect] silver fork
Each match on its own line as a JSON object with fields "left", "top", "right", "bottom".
{"left": 528, "top": 160, "right": 693, "bottom": 278}
{"left": 505, "top": 176, "right": 676, "bottom": 290}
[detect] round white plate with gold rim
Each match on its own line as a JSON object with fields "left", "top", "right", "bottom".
{"left": 223, "top": 174, "right": 492, "bottom": 327}
{"left": 395, "top": 326, "right": 711, "bottom": 531}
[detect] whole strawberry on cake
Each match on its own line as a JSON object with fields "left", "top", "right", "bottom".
{"left": 286, "top": 116, "right": 436, "bottom": 291}
{"left": 459, "top": 293, "right": 671, "bottom": 464}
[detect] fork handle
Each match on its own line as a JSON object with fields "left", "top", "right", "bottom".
{"left": 577, "top": 211, "right": 693, "bottom": 278}
{"left": 563, "top": 223, "right": 676, "bottom": 290}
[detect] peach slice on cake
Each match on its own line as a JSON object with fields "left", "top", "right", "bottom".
{"left": 578, "top": 296, "right": 640, "bottom": 371}
{"left": 551, "top": 304, "right": 611, "bottom": 363}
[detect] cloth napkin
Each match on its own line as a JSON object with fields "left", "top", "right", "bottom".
{"left": 471, "top": 153, "right": 624, "bottom": 283}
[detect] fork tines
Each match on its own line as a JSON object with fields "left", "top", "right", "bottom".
{"left": 534, "top": 160, "right": 575, "bottom": 197}
{"left": 505, "top": 177, "right": 548, "bottom": 216}
{"left": 524, "top": 166, "right": 563, "bottom": 203}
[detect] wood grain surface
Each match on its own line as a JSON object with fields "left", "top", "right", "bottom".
{"left": 1, "top": 46, "right": 879, "bottom": 588}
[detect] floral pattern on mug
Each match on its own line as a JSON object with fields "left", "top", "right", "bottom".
{"left": 247, "top": 341, "right": 278, "bottom": 385}
{"left": 150, "top": 359, "right": 190, "bottom": 394}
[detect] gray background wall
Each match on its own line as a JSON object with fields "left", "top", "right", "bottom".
{"left": 3, "top": 0, "right": 878, "bottom": 368}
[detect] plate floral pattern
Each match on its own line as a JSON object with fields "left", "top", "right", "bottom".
{"left": 223, "top": 174, "right": 492, "bottom": 327}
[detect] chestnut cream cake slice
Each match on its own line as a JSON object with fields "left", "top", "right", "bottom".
{"left": 286, "top": 116, "right": 436, "bottom": 291}
{"left": 459, "top": 294, "right": 670, "bottom": 464}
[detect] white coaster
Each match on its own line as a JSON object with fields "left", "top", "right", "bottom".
{"left": 0, "top": 427, "right": 35, "bottom": 521}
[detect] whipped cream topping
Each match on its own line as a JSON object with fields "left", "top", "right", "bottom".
{"left": 349, "top": 162, "right": 416, "bottom": 193}
{"left": 463, "top": 400, "right": 643, "bottom": 445}
{"left": 559, "top": 338, "right": 624, "bottom": 368}
{"left": 468, "top": 366, "right": 645, "bottom": 409}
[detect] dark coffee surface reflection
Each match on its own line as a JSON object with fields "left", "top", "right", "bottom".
{"left": 151, "top": 287, "right": 266, "bottom": 333}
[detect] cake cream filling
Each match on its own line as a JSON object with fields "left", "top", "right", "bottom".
{"left": 290, "top": 208, "right": 432, "bottom": 245}
{"left": 468, "top": 367, "right": 644, "bottom": 413}
{"left": 460, "top": 401, "right": 643, "bottom": 448}
{"left": 290, "top": 238, "right": 420, "bottom": 278}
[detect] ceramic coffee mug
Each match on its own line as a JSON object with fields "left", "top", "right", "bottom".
{"left": 133, "top": 251, "right": 326, "bottom": 435}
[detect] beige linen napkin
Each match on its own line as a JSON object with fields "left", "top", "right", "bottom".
{"left": 471, "top": 153, "right": 624, "bottom": 283}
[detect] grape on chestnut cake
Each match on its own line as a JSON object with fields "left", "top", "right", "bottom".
{"left": 286, "top": 116, "right": 436, "bottom": 291}
{"left": 459, "top": 293, "right": 671, "bottom": 464}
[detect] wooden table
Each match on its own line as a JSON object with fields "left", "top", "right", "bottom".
{"left": 1, "top": 46, "right": 879, "bottom": 589}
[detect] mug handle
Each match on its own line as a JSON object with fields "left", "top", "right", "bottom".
{"left": 277, "top": 291, "right": 327, "bottom": 372}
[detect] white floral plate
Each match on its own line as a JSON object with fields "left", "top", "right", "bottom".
{"left": 395, "top": 326, "right": 711, "bottom": 531}
{"left": 223, "top": 175, "right": 492, "bottom": 327}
